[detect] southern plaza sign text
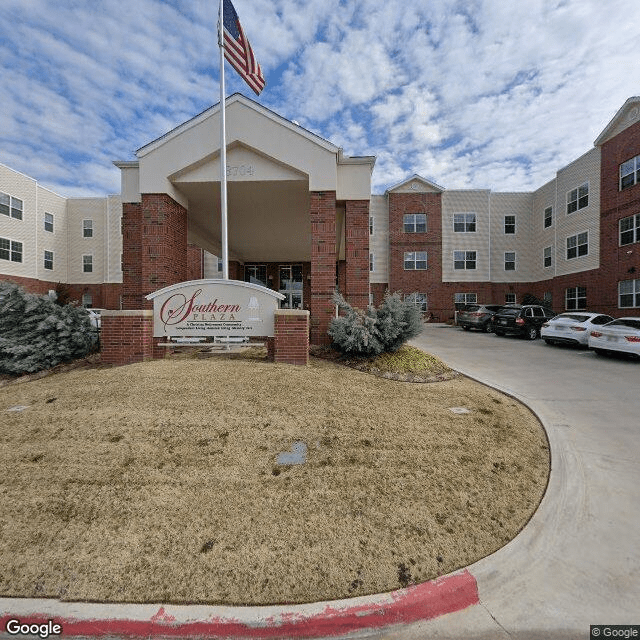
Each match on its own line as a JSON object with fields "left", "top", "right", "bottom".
{"left": 146, "top": 280, "right": 285, "bottom": 338}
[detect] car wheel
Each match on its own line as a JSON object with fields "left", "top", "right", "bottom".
{"left": 462, "top": 325, "right": 470, "bottom": 331}
{"left": 544, "top": 339, "right": 554, "bottom": 345}
{"left": 494, "top": 330, "right": 505, "bottom": 337}
{"left": 482, "top": 323, "right": 491, "bottom": 333}
{"left": 525, "top": 326, "right": 538, "bottom": 340}
{"left": 593, "top": 348, "right": 608, "bottom": 357}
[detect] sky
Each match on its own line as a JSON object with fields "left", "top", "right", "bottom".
{"left": 1, "top": 0, "right": 640, "bottom": 198}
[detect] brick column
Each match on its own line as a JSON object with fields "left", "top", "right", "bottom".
{"left": 345, "top": 199, "right": 370, "bottom": 310}
{"left": 310, "top": 191, "right": 337, "bottom": 345}
{"left": 274, "top": 310, "right": 309, "bottom": 365}
{"left": 100, "top": 310, "right": 158, "bottom": 366}
{"left": 121, "top": 202, "right": 143, "bottom": 309}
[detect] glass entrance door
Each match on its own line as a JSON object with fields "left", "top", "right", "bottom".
{"left": 279, "top": 265, "right": 303, "bottom": 309}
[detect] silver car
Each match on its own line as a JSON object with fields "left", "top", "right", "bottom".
{"left": 541, "top": 312, "right": 614, "bottom": 347}
{"left": 457, "top": 304, "right": 505, "bottom": 332}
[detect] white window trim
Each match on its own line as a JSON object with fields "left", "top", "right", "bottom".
{"left": 82, "top": 219, "right": 94, "bottom": 238}
{"left": 453, "top": 250, "right": 477, "bottom": 270}
{"left": 82, "top": 254, "right": 94, "bottom": 273}
{"left": 504, "top": 251, "right": 516, "bottom": 271}
{"left": 565, "top": 286, "right": 587, "bottom": 311}
{"left": 543, "top": 246, "right": 553, "bottom": 268}
{"left": 403, "top": 213, "right": 427, "bottom": 233}
{"left": 618, "top": 279, "right": 640, "bottom": 309}
{"left": 566, "top": 231, "right": 589, "bottom": 260}
{"left": 404, "top": 292, "right": 428, "bottom": 312}
{"left": 619, "top": 213, "right": 640, "bottom": 246}
{"left": 504, "top": 215, "right": 516, "bottom": 235}
{"left": 44, "top": 250, "right": 54, "bottom": 270}
{"left": 619, "top": 154, "right": 640, "bottom": 191}
{"left": 369, "top": 252, "right": 375, "bottom": 272}
{"left": 44, "top": 212, "right": 54, "bottom": 233}
{"left": 566, "top": 181, "right": 589, "bottom": 215}
{"left": 369, "top": 215, "right": 374, "bottom": 235}
{"left": 544, "top": 206, "right": 553, "bottom": 229}
{"left": 403, "top": 251, "right": 428, "bottom": 270}
{"left": 0, "top": 236, "right": 23, "bottom": 262}
{"left": 453, "top": 212, "right": 477, "bottom": 233}
{"left": 454, "top": 292, "right": 477, "bottom": 304}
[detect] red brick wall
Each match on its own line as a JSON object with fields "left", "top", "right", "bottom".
{"left": 599, "top": 119, "right": 640, "bottom": 314}
{"left": 310, "top": 191, "right": 337, "bottom": 345}
{"left": 344, "top": 200, "right": 370, "bottom": 310}
{"left": 274, "top": 310, "right": 309, "bottom": 365}
{"left": 100, "top": 311, "right": 157, "bottom": 366}
{"left": 121, "top": 201, "right": 143, "bottom": 309}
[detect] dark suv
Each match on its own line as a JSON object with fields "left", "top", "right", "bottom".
{"left": 457, "top": 304, "right": 505, "bottom": 332}
{"left": 492, "top": 305, "right": 557, "bottom": 340}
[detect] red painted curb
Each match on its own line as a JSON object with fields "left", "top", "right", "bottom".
{"left": 0, "top": 570, "right": 478, "bottom": 638}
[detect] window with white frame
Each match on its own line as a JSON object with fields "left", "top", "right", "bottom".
{"left": 453, "top": 213, "right": 476, "bottom": 232}
{"left": 82, "top": 293, "right": 93, "bottom": 307}
{"left": 244, "top": 264, "right": 267, "bottom": 286}
{"left": 567, "top": 182, "right": 589, "bottom": 214}
{"left": 369, "top": 292, "right": 374, "bottom": 306}
{"left": 620, "top": 154, "right": 640, "bottom": 190}
{"left": 403, "top": 213, "right": 427, "bottom": 233}
{"left": 454, "top": 250, "right": 476, "bottom": 270}
{"left": 369, "top": 215, "right": 374, "bottom": 235}
{"left": 369, "top": 252, "right": 375, "bottom": 272}
{"left": 83, "top": 219, "right": 93, "bottom": 238}
{"left": 0, "top": 237, "right": 23, "bottom": 262}
{"left": 504, "top": 251, "right": 516, "bottom": 271}
{"left": 504, "top": 215, "right": 516, "bottom": 234}
{"left": 619, "top": 213, "right": 640, "bottom": 246}
{"left": 454, "top": 292, "right": 477, "bottom": 305}
{"left": 82, "top": 255, "right": 93, "bottom": 273}
{"left": 44, "top": 212, "right": 54, "bottom": 233}
{"left": 44, "top": 250, "right": 53, "bottom": 270}
{"left": 505, "top": 293, "right": 516, "bottom": 304}
{"left": 404, "top": 292, "right": 428, "bottom": 312}
{"left": 404, "top": 251, "right": 427, "bottom": 270}
{"left": 0, "top": 192, "right": 23, "bottom": 220}
{"left": 566, "top": 231, "right": 588, "bottom": 259}
{"left": 544, "top": 246, "right": 552, "bottom": 268}
{"left": 619, "top": 279, "right": 640, "bottom": 308}
{"left": 566, "top": 286, "right": 587, "bottom": 310}
{"left": 544, "top": 206, "right": 553, "bottom": 229}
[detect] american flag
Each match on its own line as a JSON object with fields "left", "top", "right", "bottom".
{"left": 220, "top": 0, "right": 265, "bottom": 95}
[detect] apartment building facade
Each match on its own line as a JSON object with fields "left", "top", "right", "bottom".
{"left": 1, "top": 95, "right": 639, "bottom": 341}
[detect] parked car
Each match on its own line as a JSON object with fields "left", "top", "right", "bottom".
{"left": 457, "top": 304, "right": 505, "bottom": 332}
{"left": 492, "top": 305, "right": 557, "bottom": 340}
{"left": 588, "top": 317, "right": 640, "bottom": 358}
{"left": 541, "top": 312, "right": 615, "bottom": 347}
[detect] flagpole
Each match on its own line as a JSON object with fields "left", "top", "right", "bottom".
{"left": 218, "top": 0, "right": 229, "bottom": 280}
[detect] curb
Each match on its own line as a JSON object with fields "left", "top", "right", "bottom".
{"left": 1, "top": 570, "right": 478, "bottom": 639}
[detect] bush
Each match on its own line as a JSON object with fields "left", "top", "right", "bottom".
{"left": 328, "top": 291, "right": 423, "bottom": 356}
{"left": 0, "top": 282, "right": 98, "bottom": 375}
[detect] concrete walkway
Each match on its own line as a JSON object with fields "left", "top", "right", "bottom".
{"left": 2, "top": 325, "right": 638, "bottom": 639}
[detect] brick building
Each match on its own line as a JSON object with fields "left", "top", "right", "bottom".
{"left": 2, "top": 94, "right": 639, "bottom": 343}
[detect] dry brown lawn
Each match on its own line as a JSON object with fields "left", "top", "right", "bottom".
{"left": 0, "top": 347, "right": 549, "bottom": 605}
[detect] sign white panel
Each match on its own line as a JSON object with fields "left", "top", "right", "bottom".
{"left": 146, "top": 280, "right": 285, "bottom": 338}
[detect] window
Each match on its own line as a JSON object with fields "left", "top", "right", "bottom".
{"left": 504, "top": 251, "right": 516, "bottom": 271}
{"left": 544, "top": 246, "right": 552, "bottom": 268}
{"left": 620, "top": 154, "right": 640, "bottom": 190}
{"left": 453, "top": 213, "right": 476, "bottom": 232}
{"left": 619, "top": 213, "right": 640, "bottom": 246}
{"left": 567, "top": 182, "right": 589, "bottom": 214}
{"left": 566, "top": 286, "right": 587, "bottom": 310}
{"left": 44, "top": 212, "right": 54, "bottom": 233}
{"left": 44, "top": 250, "right": 53, "bottom": 270}
{"left": 0, "top": 192, "right": 23, "bottom": 220}
{"left": 505, "top": 293, "right": 516, "bottom": 304}
{"left": 504, "top": 215, "right": 516, "bottom": 234}
{"left": 403, "top": 213, "right": 427, "bottom": 233}
{"left": 244, "top": 265, "right": 267, "bottom": 286}
{"left": 543, "top": 292, "right": 553, "bottom": 308}
{"left": 82, "top": 293, "right": 93, "bottom": 307}
{"left": 544, "top": 206, "right": 553, "bottom": 229}
{"left": 83, "top": 255, "right": 93, "bottom": 273}
{"left": 454, "top": 292, "right": 477, "bottom": 306}
{"left": 369, "top": 216, "right": 374, "bottom": 235}
{"left": 454, "top": 250, "right": 477, "bottom": 270}
{"left": 567, "top": 231, "right": 588, "bottom": 259}
{"left": 217, "top": 258, "right": 223, "bottom": 272}
{"left": 404, "top": 251, "right": 427, "bottom": 270}
{"left": 369, "top": 252, "right": 375, "bottom": 272}
{"left": 619, "top": 279, "right": 640, "bottom": 308}
{"left": 83, "top": 219, "right": 93, "bottom": 238}
{"left": 404, "top": 292, "right": 428, "bottom": 312}
{"left": 0, "top": 237, "right": 23, "bottom": 262}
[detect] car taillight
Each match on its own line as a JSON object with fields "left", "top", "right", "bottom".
{"left": 470, "top": 312, "right": 483, "bottom": 317}
{"left": 515, "top": 317, "right": 525, "bottom": 325}
{"left": 570, "top": 326, "right": 587, "bottom": 332}
{"left": 625, "top": 336, "right": 640, "bottom": 343}
{"left": 590, "top": 331, "right": 602, "bottom": 338}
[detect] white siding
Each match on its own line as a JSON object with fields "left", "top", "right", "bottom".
{"left": 369, "top": 195, "right": 389, "bottom": 283}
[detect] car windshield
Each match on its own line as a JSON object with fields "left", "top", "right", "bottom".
{"left": 607, "top": 319, "right": 640, "bottom": 330}
{"left": 463, "top": 305, "right": 480, "bottom": 312}
{"left": 554, "top": 314, "right": 590, "bottom": 322}
{"left": 498, "top": 308, "right": 519, "bottom": 316}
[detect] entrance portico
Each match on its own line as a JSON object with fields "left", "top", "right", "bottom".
{"left": 115, "top": 94, "right": 375, "bottom": 344}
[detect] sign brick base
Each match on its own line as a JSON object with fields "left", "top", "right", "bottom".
{"left": 273, "top": 310, "right": 310, "bottom": 365}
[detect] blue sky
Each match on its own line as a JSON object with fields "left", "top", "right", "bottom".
{"left": 1, "top": 0, "right": 640, "bottom": 197}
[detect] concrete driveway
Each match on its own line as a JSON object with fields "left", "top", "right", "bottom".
{"left": 364, "top": 324, "right": 640, "bottom": 639}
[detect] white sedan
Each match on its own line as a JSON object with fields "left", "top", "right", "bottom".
{"left": 541, "top": 312, "right": 614, "bottom": 347}
{"left": 588, "top": 317, "right": 640, "bottom": 358}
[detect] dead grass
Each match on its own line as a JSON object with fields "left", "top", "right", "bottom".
{"left": 0, "top": 348, "right": 549, "bottom": 605}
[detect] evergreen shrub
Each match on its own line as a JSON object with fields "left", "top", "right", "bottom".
{"left": 0, "top": 282, "right": 98, "bottom": 375}
{"left": 328, "top": 291, "right": 423, "bottom": 356}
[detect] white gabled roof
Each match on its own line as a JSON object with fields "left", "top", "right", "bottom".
{"left": 594, "top": 96, "right": 640, "bottom": 146}
{"left": 385, "top": 173, "right": 445, "bottom": 194}
{"left": 136, "top": 93, "right": 340, "bottom": 158}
